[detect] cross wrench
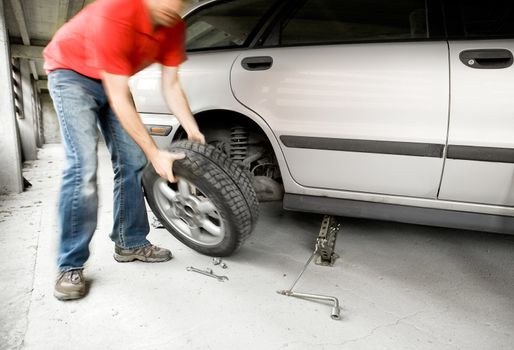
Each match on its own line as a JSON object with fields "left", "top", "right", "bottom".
{"left": 186, "top": 266, "right": 229, "bottom": 282}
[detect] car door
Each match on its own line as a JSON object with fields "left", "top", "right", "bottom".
{"left": 438, "top": 0, "right": 514, "bottom": 206}
{"left": 231, "top": 0, "right": 450, "bottom": 198}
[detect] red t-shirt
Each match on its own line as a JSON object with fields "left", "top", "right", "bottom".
{"left": 44, "top": 0, "right": 186, "bottom": 79}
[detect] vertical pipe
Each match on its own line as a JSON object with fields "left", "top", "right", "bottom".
{"left": 19, "top": 58, "right": 38, "bottom": 160}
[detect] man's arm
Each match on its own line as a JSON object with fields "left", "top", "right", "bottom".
{"left": 161, "top": 65, "right": 205, "bottom": 144}
{"left": 101, "top": 72, "right": 185, "bottom": 183}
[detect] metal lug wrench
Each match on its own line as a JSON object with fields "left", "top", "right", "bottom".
{"left": 186, "top": 266, "right": 229, "bottom": 282}
{"left": 277, "top": 236, "right": 342, "bottom": 320}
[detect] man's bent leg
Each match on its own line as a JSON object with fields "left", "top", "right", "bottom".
{"left": 48, "top": 70, "right": 103, "bottom": 272}
{"left": 99, "top": 105, "right": 172, "bottom": 262}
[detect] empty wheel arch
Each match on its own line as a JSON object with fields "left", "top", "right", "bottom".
{"left": 175, "top": 110, "right": 285, "bottom": 202}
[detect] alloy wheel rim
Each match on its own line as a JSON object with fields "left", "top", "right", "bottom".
{"left": 153, "top": 177, "right": 225, "bottom": 246}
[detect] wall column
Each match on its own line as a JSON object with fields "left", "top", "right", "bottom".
{"left": 0, "top": 0, "right": 23, "bottom": 194}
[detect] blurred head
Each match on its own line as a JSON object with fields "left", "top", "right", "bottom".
{"left": 145, "top": 0, "right": 189, "bottom": 27}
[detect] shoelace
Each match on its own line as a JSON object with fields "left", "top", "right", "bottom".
{"left": 142, "top": 245, "right": 157, "bottom": 257}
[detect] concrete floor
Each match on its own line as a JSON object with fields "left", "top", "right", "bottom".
{"left": 1, "top": 144, "right": 514, "bottom": 350}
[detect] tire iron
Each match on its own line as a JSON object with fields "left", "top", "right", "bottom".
{"left": 186, "top": 266, "right": 228, "bottom": 282}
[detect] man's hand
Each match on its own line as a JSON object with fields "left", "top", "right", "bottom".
{"left": 188, "top": 130, "right": 206, "bottom": 144}
{"left": 148, "top": 149, "right": 186, "bottom": 183}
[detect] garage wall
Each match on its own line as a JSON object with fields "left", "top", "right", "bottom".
{"left": 41, "top": 93, "right": 61, "bottom": 144}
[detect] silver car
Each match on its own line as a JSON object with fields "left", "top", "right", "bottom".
{"left": 130, "top": 0, "right": 514, "bottom": 249}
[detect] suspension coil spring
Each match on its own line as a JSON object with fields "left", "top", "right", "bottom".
{"left": 230, "top": 126, "right": 248, "bottom": 163}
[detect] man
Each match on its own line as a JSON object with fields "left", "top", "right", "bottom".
{"left": 44, "top": 0, "right": 204, "bottom": 301}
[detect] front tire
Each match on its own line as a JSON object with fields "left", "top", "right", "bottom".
{"left": 143, "top": 141, "right": 259, "bottom": 256}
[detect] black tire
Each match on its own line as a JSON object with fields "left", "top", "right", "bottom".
{"left": 143, "top": 140, "right": 259, "bottom": 256}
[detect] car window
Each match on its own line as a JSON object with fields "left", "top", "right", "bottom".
{"left": 276, "top": 0, "right": 428, "bottom": 46}
{"left": 458, "top": 0, "right": 514, "bottom": 38}
{"left": 185, "top": 0, "right": 276, "bottom": 51}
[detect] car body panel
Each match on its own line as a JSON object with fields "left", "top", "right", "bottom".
{"left": 131, "top": 50, "right": 243, "bottom": 114}
{"left": 230, "top": 42, "right": 450, "bottom": 198}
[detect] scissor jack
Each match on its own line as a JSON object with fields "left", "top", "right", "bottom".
{"left": 277, "top": 215, "right": 342, "bottom": 320}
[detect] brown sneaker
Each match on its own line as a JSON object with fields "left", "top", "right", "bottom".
{"left": 54, "top": 269, "right": 86, "bottom": 301}
{"left": 113, "top": 244, "right": 173, "bottom": 263}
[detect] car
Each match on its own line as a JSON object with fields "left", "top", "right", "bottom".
{"left": 130, "top": 0, "right": 514, "bottom": 255}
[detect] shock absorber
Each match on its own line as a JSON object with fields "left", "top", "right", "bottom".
{"left": 230, "top": 126, "right": 248, "bottom": 163}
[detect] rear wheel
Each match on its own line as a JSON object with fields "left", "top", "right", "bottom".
{"left": 143, "top": 141, "right": 259, "bottom": 256}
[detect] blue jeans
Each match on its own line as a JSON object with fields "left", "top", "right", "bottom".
{"left": 48, "top": 69, "right": 150, "bottom": 272}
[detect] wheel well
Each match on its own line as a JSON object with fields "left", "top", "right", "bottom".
{"left": 175, "top": 109, "right": 284, "bottom": 201}
{"left": 174, "top": 110, "right": 265, "bottom": 140}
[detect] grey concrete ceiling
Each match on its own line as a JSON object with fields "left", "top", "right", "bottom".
{"left": 5, "top": 0, "right": 95, "bottom": 85}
